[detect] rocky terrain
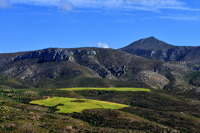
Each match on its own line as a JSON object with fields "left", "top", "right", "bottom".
{"left": 1, "top": 37, "right": 200, "bottom": 90}
{"left": 120, "top": 36, "right": 200, "bottom": 69}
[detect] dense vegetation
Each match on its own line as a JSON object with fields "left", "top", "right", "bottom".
{"left": 1, "top": 88, "right": 200, "bottom": 132}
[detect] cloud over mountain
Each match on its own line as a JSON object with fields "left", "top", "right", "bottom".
{"left": 98, "top": 42, "right": 109, "bottom": 48}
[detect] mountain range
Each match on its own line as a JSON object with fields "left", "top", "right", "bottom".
{"left": 2, "top": 37, "right": 200, "bottom": 132}
{"left": 120, "top": 36, "right": 200, "bottom": 69}
{"left": 1, "top": 37, "right": 200, "bottom": 90}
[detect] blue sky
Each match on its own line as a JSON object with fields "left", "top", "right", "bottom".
{"left": 1, "top": 0, "right": 200, "bottom": 53}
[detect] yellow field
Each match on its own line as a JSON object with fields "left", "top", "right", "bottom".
{"left": 30, "top": 97, "right": 130, "bottom": 113}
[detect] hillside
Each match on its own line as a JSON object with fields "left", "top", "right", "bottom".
{"left": 0, "top": 45, "right": 199, "bottom": 90}
{"left": 1, "top": 88, "right": 200, "bottom": 132}
{"left": 0, "top": 47, "right": 163, "bottom": 89}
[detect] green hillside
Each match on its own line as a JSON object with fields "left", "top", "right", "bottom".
{"left": 1, "top": 88, "right": 200, "bottom": 132}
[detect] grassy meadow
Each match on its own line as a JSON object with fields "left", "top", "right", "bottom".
{"left": 30, "top": 88, "right": 149, "bottom": 113}
{"left": 60, "top": 87, "right": 151, "bottom": 92}
{"left": 30, "top": 97, "right": 130, "bottom": 113}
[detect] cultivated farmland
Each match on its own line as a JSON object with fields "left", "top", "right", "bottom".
{"left": 30, "top": 97, "right": 130, "bottom": 113}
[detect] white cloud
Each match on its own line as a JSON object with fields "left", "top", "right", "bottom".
{"left": 0, "top": 0, "right": 12, "bottom": 9}
{"left": 123, "top": 0, "right": 198, "bottom": 11}
{"left": 58, "top": 1, "right": 73, "bottom": 11}
{"left": 10, "top": 0, "right": 59, "bottom": 6}
{"left": 160, "top": 14, "right": 200, "bottom": 21}
{"left": 124, "top": 0, "right": 184, "bottom": 6}
{"left": 98, "top": 42, "right": 109, "bottom": 48}
{"left": 5, "top": 0, "right": 199, "bottom": 11}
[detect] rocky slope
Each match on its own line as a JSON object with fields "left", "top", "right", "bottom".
{"left": 0, "top": 47, "right": 197, "bottom": 90}
{"left": 119, "top": 37, "right": 200, "bottom": 90}
{"left": 1, "top": 37, "right": 200, "bottom": 90}
{"left": 120, "top": 36, "right": 200, "bottom": 64}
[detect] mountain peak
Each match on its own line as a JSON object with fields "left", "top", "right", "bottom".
{"left": 139, "top": 36, "right": 163, "bottom": 43}
{"left": 120, "top": 36, "right": 174, "bottom": 50}
{"left": 143, "top": 36, "right": 157, "bottom": 40}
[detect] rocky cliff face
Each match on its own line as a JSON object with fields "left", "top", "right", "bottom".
{"left": 14, "top": 48, "right": 74, "bottom": 62}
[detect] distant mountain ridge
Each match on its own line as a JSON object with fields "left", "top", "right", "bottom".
{"left": 119, "top": 36, "right": 199, "bottom": 63}
{"left": 121, "top": 36, "right": 175, "bottom": 50}
{"left": 1, "top": 37, "right": 200, "bottom": 90}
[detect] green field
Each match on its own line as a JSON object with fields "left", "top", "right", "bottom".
{"left": 30, "top": 97, "right": 130, "bottom": 113}
{"left": 30, "top": 88, "right": 149, "bottom": 113}
{"left": 60, "top": 87, "right": 151, "bottom": 92}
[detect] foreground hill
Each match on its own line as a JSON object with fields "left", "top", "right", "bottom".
{"left": 1, "top": 88, "right": 200, "bottom": 132}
